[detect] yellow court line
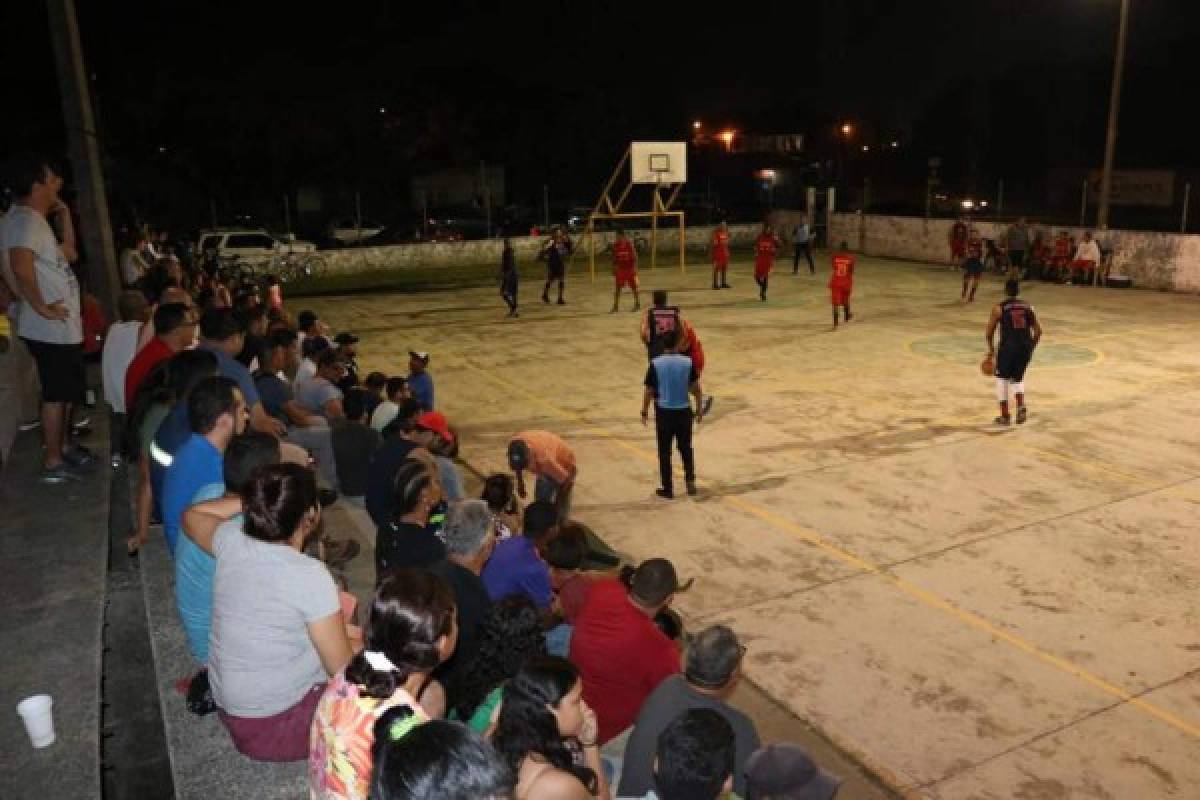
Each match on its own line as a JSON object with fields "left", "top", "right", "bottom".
{"left": 459, "top": 358, "right": 1200, "bottom": 743}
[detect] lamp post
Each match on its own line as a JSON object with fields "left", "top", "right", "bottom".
{"left": 1097, "top": 0, "right": 1132, "bottom": 230}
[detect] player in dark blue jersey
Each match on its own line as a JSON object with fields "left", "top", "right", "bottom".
{"left": 986, "top": 280, "right": 1043, "bottom": 425}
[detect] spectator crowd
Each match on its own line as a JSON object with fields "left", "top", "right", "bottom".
{"left": 2, "top": 154, "right": 843, "bottom": 800}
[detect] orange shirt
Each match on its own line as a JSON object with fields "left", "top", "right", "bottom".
{"left": 511, "top": 430, "right": 577, "bottom": 484}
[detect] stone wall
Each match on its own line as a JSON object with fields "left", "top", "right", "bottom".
{"left": 823, "top": 213, "right": 1200, "bottom": 293}
{"left": 320, "top": 224, "right": 762, "bottom": 276}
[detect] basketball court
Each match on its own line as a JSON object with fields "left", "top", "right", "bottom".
{"left": 306, "top": 253, "right": 1200, "bottom": 799}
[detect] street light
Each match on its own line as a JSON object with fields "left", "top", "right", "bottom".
{"left": 840, "top": 123, "right": 853, "bottom": 136}
{"left": 890, "top": 140, "right": 899, "bottom": 148}
{"left": 861, "top": 145, "right": 870, "bottom": 152}
{"left": 1097, "top": 0, "right": 1132, "bottom": 230}
{"left": 692, "top": 120, "right": 702, "bottom": 130}
{"left": 719, "top": 130, "right": 736, "bottom": 152}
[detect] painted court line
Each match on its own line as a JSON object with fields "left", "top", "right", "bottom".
{"left": 459, "top": 357, "right": 1200, "bottom": 744}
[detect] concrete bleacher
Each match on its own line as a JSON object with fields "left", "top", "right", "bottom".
{"left": 0, "top": 427, "right": 109, "bottom": 800}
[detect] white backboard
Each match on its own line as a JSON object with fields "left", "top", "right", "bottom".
{"left": 631, "top": 141, "right": 687, "bottom": 185}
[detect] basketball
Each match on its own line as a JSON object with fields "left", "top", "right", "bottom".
{"left": 980, "top": 354, "right": 995, "bottom": 376}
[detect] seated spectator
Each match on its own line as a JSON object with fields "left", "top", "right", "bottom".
{"left": 332, "top": 387, "right": 382, "bottom": 500}
{"left": 130, "top": 349, "right": 218, "bottom": 554}
{"left": 491, "top": 656, "right": 608, "bottom": 800}
{"left": 161, "top": 375, "right": 246, "bottom": 554}
{"left": 333, "top": 332, "right": 361, "bottom": 390}
{"left": 101, "top": 290, "right": 149, "bottom": 453}
{"left": 481, "top": 472, "right": 522, "bottom": 539}
{"left": 235, "top": 305, "right": 269, "bottom": 369}
{"left": 364, "top": 398, "right": 433, "bottom": 529}
{"left": 370, "top": 376, "right": 409, "bottom": 432}
{"left": 296, "top": 349, "right": 347, "bottom": 421}
{"left": 297, "top": 309, "right": 331, "bottom": 353}
{"left": 368, "top": 716, "right": 514, "bottom": 800}
{"left": 617, "top": 625, "right": 760, "bottom": 798}
{"left": 124, "top": 301, "right": 195, "bottom": 407}
{"left": 254, "top": 328, "right": 337, "bottom": 489}
{"left": 176, "top": 431, "right": 279, "bottom": 666}
{"left": 265, "top": 274, "right": 284, "bottom": 313}
{"left": 296, "top": 334, "right": 330, "bottom": 385}
{"left": 376, "top": 458, "right": 447, "bottom": 581}
{"left": 196, "top": 306, "right": 285, "bottom": 436}
{"left": 481, "top": 500, "right": 557, "bottom": 611}
{"left": 569, "top": 559, "right": 687, "bottom": 745}
{"left": 644, "top": 709, "right": 736, "bottom": 800}
{"left": 416, "top": 411, "right": 464, "bottom": 501}
{"left": 120, "top": 234, "right": 151, "bottom": 288}
{"left": 429, "top": 500, "right": 496, "bottom": 694}
{"left": 745, "top": 743, "right": 841, "bottom": 800}
{"left": 362, "top": 370, "right": 387, "bottom": 418}
{"left": 309, "top": 569, "right": 458, "bottom": 799}
{"left": 183, "top": 463, "right": 352, "bottom": 761}
{"left": 447, "top": 595, "right": 545, "bottom": 733}
{"left": 543, "top": 524, "right": 592, "bottom": 657}
{"left": 407, "top": 350, "right": 435, "bottom": 411}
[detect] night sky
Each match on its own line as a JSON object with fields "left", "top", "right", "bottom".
{"left": 3, "top": 0, "right": 1197, "bottom": 231}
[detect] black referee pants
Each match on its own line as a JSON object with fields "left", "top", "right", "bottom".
{"left": 655, "top": 406, "right": 694, "bottom": 493}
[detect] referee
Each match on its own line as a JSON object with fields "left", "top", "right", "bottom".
{"left": 641, "top": 328, "right": 705, "bottom": 499}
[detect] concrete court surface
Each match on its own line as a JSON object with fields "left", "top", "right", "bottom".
{"left": 305, "top": 253, "right": 1200, "bottom": 799}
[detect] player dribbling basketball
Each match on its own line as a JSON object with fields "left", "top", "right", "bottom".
{"left": 986, "top": 279, "right": 1043, "bottom": 426}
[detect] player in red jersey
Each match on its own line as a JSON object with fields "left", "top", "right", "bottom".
{"left": 609, "top": 229, "right": 641, "bottom": 312}
{"left": 710, "top": 221, "right": 731, "bottom": 290}
{"left": 961, "top": 227, "right": 984, "bottom": 302}
{"left": 829, "top": 241, "right": 855, "bottom": 329}
{"left": 949, "top": 217, "right": 968, "bottom": 263}
{"left": 753, "top": 223, "right": 780, "bottom": 301}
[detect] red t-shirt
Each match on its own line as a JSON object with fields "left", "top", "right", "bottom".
{"left": 830, "top": 253, "right": 855, "bottom": 286}
{"left": 124, "top": 337, "right": 173, "bottom": 408}
{"left": 613, "top": 239, "right": 637, "bottom": 271}
{"left": 712, "top": 230, "right": 730, "bottom": 260}
{"left": 81, "top": 296, "right": 107, "bottom": 355}
{"left": 568, "top": 579, "right": 680, "bottom": 744}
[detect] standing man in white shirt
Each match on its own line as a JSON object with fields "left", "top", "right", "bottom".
{"left": 1, "top": 154, "right": 97, "bottom": 482}
{"left": 791, "top": 214, "right": 815, "bottom": 275}
{"left": 1069, "top": 231, "right": 1102, "bottom": 287}
{"left": 101, "top": 290, "right": 150, "bottom": 465}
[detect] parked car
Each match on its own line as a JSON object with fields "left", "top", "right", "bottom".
{"left": 196, "top": 229, "right": 317, "bottom": 268}
{"left": 326, "top": 218, "right": 386, "bottom": 246}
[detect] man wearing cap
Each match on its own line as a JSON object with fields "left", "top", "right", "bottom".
{"left": 407, "top": 350, "right": 434, "bottom": 411}
{"left": 642, "top": 327, "right": 704, "bottom": 499}
{"left": 569, "top": 558, "right": 686, "bottom": 745}
{"left": 332, "top": 331, "right": 360, "bottom": 390}
{"left": 294, "top": 349, "right": 346, "bottom": 421}
{"left": 745, "top": 743, "right": 841, "bottom": 800}
{"left": 508, "top": 429, "right": 577, "bottom": 524}
{"left": 618, "top": 625, "right": 761, "bottom": 798}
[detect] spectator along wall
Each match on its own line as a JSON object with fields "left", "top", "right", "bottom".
{"left": 816, "top": 213, "right": 1200, "bottom": 293}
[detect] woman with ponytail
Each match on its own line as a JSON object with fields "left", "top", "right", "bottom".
{"left": 490, "top": 656, "right": 610, "bottom": 800}
{"left": 309, "top": 568, "right": 458, "bottom": 800}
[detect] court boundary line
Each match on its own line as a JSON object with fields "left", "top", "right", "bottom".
{"left": 459, "top": 357, "right": 1200, "bottom": 744}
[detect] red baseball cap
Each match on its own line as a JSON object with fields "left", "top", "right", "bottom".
{"left": 415, "top": 411, "right": 454, "bottom": 443}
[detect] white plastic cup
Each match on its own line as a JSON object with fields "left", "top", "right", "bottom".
{"left": 16, "top": 694, "right": 55, "bottom": 748}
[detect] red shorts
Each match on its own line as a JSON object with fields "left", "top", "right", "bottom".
{"left": 1070, "top": 259, "right": 1096, "bottom": 272}
{"left": 829, "top": 283, "right": 852, "bottom": 305}
{"left": 713, "top": 252, "right": 729, "bottom": 269}
{"left": 754, "top": 261, "right": 772, "bottom": 279}
{"left": 686, "top": 339, "right": 705, "bottom": 374}
{"left": 615, "top": 268, "right": 638, "bottom": 289}
{"left": 218, "top": 682, "right": 324, "bottom": 762}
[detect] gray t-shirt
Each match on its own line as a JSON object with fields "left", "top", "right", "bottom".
{"left": 616, "top": 674, "right": 761, "bottom": 797}
{"left": 294, "top": 376, "right": 342, "bottom": 419}
{"left": 208, "top": 518, "right": 339, "bottom": 717}
{"left": 0, "top": 205, "right": 81, "bottom": 344}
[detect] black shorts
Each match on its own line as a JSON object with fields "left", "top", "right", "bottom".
{"left": 995, "top": 345, "right": 1033, "bottom": 382}
{"left": 546, "top": 262, "right": 566, "bottom": 280}
{"left": 22, "top": 338, "right": 86, "bottom": 403}
{"left": 963, "top": 259, "right": 984, "bottom": 276}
